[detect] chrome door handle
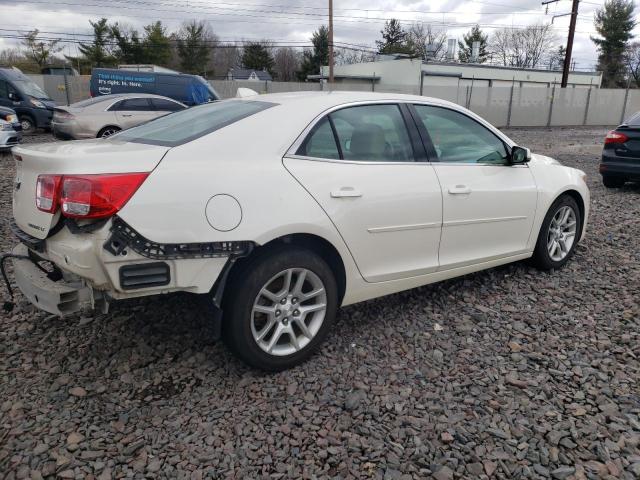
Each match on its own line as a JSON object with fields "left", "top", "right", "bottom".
{"left": 331, "top": 187, "right": 362, "bottom": 198}
{"left": 448, "top": 185, "right": 472, "bottom": 195}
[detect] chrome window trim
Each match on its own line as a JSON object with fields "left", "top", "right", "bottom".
{"left": 285, "top": 98, "right": 516, "bottom": 165}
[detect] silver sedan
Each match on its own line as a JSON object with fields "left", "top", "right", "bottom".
{"left": 52, "top": 93, "right": 187, "bottom": 140}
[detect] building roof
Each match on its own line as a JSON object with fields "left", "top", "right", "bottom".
{"left": 230, "top": 68, "right": 273, "bottom": 81}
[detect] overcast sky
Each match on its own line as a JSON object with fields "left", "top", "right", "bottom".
{"left": 0, "top": 0, "right": 638, "bottom": 71}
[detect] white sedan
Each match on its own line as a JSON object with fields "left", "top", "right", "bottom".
{"left": 8, "top": 92, "right": 589, "bottom": 370}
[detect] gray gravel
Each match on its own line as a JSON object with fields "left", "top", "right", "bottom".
{"left": 1, "top": 128, "right": 639, "bottom": 479}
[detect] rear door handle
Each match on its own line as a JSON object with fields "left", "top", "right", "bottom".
{"left": 448, "top": 185, "right": 472, "bottom": 195}
{"left": 331, "top": 187, "right": 362, "bottom": 198}
{"left": 122, "top": 114, "right": 133, "bottom": 117}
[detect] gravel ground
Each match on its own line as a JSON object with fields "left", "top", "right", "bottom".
{"left": 1, "top": 128, "right": 639, "bottom": 480}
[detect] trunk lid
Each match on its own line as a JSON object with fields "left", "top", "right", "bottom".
{"left": 12, "top": 139, "right": 169, "bottom": 239}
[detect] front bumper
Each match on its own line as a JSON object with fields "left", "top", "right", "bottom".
{"left": 10, "top": 244, "right": 102, "bottom": 316}
{"left": 0, "top": 128, "right": 22, "bottom": 150}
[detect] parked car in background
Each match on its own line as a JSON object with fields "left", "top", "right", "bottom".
{"left": 8, "top": 92, "right": 589, "bottom": 370}
{"left": 0, "top": 106, "right": 22, "bottom": 150}
{"left": 52, "top": 93, "right": 187, "bottom": 140}
{"left": 0, "top": 67, "right": 56, "bottom": 133}
{"left": 90, "top": 68, "right": 219, "bottom": 106}
{"left": 600, "top": 111, "right": 640, "bottom": 187}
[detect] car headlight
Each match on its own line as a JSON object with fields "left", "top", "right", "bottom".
{"left": 29, "top": 98, "right": 46, "bottom": 108}
{"left": 6, "top": 114, "right": 17, "bottom": 123}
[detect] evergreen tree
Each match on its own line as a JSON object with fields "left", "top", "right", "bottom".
{"left": 242, "top": 42, "right": 275, "bottom": 74}
{"left": 109, "top": 24, "right": 145, "bottom": 64}
{"left": 78, "top": 18, "right": 115, "bottom": 67}
{"left": 298, "top": 26, "right": 329, "bottom": 80}
{"left": 143, "top": 22, "right": 172, "bottom": 66}
{"left": 177, "top": 21, "right": 214, "bottom": 75}
{"left": 376, "top": 19, "right": 412, "bottom": 55}
{"left": 591, "top": 0, "right": 636, "bottom": 87}
{"left": 458, "top": 25, "right": 488, "bottom": 63}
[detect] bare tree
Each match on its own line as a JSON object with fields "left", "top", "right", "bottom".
{"left": 214, "top": 44, "right": 241, "bottom": 78}
{"left": 407, "top": 23, "right": 448, "bottom": 61}
{"left": 625, "top": 41, "right": 640, "bottom": 87}
{"left": 22, "top": 29, "right": 63, "bottom": 68}
{"left": 490, "top": 24, "right": 556, "bottom": 68}
{"left": 273, "top": 47, "right": 301, "bottom": 81}
{"left": 335, "top": 47, "right": 375, "bottom": 65}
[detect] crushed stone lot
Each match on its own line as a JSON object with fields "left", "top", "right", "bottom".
{"left": 1, "top": 127, "right": 639, "bottom": 479}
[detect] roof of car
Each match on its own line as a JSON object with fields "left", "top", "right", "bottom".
{"left": 235, "top": 90, "right": 459, "bottom": 111}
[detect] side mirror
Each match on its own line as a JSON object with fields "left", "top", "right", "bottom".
{"left": 511, "top": 146, "right": 531, "bottom": 164}
{"left": 8, "top": 92, "right": 19, "bottom": 101}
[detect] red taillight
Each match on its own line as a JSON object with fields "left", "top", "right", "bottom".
{"left": 36, "top": 174, "right": 62, "bottom": 213}
{"left": 604, "top": 130, "right": 628, "bottom": 145}
{"left": 36, "top": 173, "right": 149, "bottom": 219}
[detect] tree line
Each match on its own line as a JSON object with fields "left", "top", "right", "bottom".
{"left": 0, "top": 0, "right": 637, "bottom": 87}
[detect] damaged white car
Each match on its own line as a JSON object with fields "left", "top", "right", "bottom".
{"left": 5, "top": 92, "right": 589, "bottom": 370}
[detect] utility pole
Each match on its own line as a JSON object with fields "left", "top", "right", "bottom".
{"left": 542, "top": 0, "right": 579, "bottom": 88}
{"left": 328, "top": 0, "right": 334, "bottom": 83}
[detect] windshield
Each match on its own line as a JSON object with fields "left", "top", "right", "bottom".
{"left": 111, "top": 99, "right": 276, "bottom": 147}
{"left": 13, "top": 80, "right": 50, "bottom": 100}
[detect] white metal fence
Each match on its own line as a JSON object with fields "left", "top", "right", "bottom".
{"left": 29, "top": 74, "right": 640, "bottom": 128}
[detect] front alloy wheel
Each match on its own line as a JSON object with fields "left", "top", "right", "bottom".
{"left": 531, "top": 194, "right": 582, "bottom": 270}
{"left": 223, "top": 246, "right": 338, "bottom": 371}
{"left": 546, "top": 206, "right": 577, "bottom": 262}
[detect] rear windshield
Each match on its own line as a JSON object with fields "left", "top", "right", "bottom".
{"left": 110, "top": 99, "right": 276, "bottom": 147}
{"left": 625, "top": 111, "right": 640, "bottom": 126}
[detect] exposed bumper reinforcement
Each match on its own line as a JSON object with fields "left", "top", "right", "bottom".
{"left": 11, "top": 244, "right": 103, "bottom": 316}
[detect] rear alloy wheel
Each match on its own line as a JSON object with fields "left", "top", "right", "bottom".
{"left": 531, "top": 195, "right": 582, "bottom": 270}
{"left": 602, "top": 175, "right": 625, "bottom": 188}
{"left": 98, "top": 126, "right": 121, "bottom": 138}
{"left": 223, "top": 246, "right": 338, "bottom": 370}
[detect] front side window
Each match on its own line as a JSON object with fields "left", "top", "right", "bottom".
{"left": 111, "top": 99, "right": 276, "bottom": 147}
{"left": 413, "top": 105, "right": 508, "bottom": 164}
{"left": 296, "top": 104, "right": 414, "bottom": 162}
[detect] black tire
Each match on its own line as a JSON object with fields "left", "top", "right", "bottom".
{"left": 222, "top": 245, "right": 338, "bottom": 371}
{"left": 97, "top": 126, "right": 121, "bottom": 138}
{"left": 530, "top": 195, "right": 582, "bottom": 270}
{"left": 602, "top": 175, "right": 625, "bottom": 188}
{"left": 19, "top": 115, "right": 35, "bottom": 134}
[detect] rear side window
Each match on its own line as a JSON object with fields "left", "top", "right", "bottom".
{"left": 297, "top": 117, "right": 340, "bottom": 160}
{"left": 111, "top": 99, "right": 276, "bottom": 147}
{"left": 296, "top": 104, "right": 415, "bottom": 162}
{"left": 151, "top": 98, "right": 185, "bottom": 112}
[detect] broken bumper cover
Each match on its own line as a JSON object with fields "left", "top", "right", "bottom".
{"left": 11, "top": 244, "right": 102, "bottom": 316}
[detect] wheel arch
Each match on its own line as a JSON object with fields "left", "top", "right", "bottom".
{"left": 225, "top": 233, "right": 347, "bottom": 306}
{"left": 555, "top": 188, "right": 586, "bottom": 241}
{"left": 97, "top": 125, "right": 121, "bottom": 138}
